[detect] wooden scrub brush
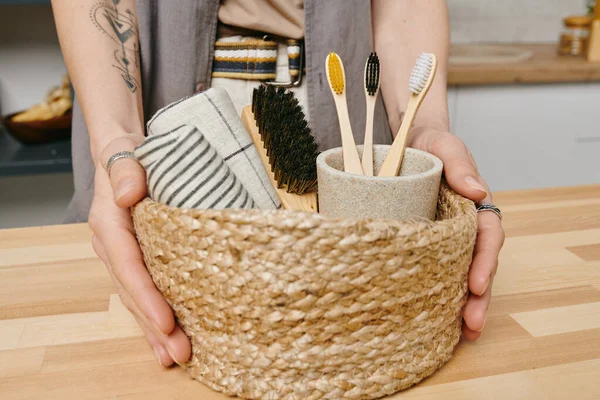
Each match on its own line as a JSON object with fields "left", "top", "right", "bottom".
{"left": 241, "top": 85, "right": 319, "bottom": 212}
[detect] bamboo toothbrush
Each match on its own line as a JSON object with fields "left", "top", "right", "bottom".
{"left": 325, "top": 52, "right": 364, "bottom": 175}
{"left": 362, "top": 52, "right": 380, "bottom": 176}
{"left": 378, "top": 53, "right": 438, "bottom": 177}
{"left": 241, "top": 85, "right": 319, "bottom": 212}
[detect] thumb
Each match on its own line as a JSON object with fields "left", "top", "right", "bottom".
{"left": 100, "top": 135, "right": 147, "bottom": 208}
{"left": 412, "top": 130, "right": 488, "bottom": 202}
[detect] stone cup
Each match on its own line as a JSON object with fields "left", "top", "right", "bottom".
{"left": 316, "top": 145, "right": 443, "bottom": 220}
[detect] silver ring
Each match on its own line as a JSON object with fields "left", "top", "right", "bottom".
{"left": 476, "top": 204, "right": 502, "bottom": 220}
{"left": 106, "top": 151, "right": 137, "bottom": 178}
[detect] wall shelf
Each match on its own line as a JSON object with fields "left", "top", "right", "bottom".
{"left": 0, "top": 1, "right": 71, "bottom": 177}
{"left": 0, "top": 128, "right": 72, "bottom": 177}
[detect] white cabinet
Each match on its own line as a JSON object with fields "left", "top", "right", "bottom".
{"left": 449, "top": 83, "right": 600, "bottom": 191}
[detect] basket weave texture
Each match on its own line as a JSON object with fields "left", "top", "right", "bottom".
{"left": 132, "top": 182, "right": 477, "bottom": 400}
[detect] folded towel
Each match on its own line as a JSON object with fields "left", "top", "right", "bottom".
{"left": 134, "top": 88, "right": 281, "bottom": 210}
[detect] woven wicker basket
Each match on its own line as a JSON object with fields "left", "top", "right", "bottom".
{"left": 132, "top": 181, "right": 477, "bottom": 400}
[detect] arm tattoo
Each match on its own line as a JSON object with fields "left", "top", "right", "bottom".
{"left": 91, "top": 0, "right": 140, "bottom": 93}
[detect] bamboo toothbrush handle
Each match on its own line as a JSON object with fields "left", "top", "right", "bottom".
{"left": 362, "top": 98, "right": 376, "bottom": 176}
{"left": 241, "top": 106, "right": 318, "bottom": 212}
{"left": 334, "top": 98, "right": 364, "bottom": 175}
{"left": 378, "top": 97, "right": 418, "bottom": 177}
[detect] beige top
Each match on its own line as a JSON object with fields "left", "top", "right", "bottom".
{"left": 218, "top": 0, "right": 305, "bottom": 39}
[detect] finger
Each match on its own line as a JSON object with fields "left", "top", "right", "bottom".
{"left": 104, "top": 226, "right": 175, "bottom": 335}
{"left": 123, "top": 278, "right": 190, "bottom": 365}
{"left": 109, "top": 265, "right": 185, "bottom": 367}
{"left": 90, "top": 171, "right": 175, "bottom": 336}
{"left": 131, "top": 296, "right": 190, "bottom": 365}
{"left": 100, "top": 135, "right": 147, "bottom": 208}
{"left": 133, "top": 310, "right": 174, "bottom": 367}
{"left": 133, "top": 314, "right": 175, "bottom": 367}
{"left": 463, "top": 277, "right": 494, "bottom": 332}
{"left": 164, "top": 325, "right": 192, "bottom": 365}
{"left": 117, "top": 273, "right": 190, "bottom": 365}
{"left": 153, "top": 343, "right": 174, "bottom": 367}
{"left": 101, "top": 243, "right": 185, "bottom": 367}
{"left": 414, "top": 131, "right": 488, "bottom": 202}
{"left": 127, "top": 284, "right": 190, "bottom": 365}
{"left": 94, "top": 235, "right": 176, "bottom": 367}
{"left": 101, "top": 224, "right": 175, "bottom": 336}
{"left": 462, "top": 324, "right": 482, "bottom": 341}
{"left": 469, "top": 211, "right": 505, "bottom": 296}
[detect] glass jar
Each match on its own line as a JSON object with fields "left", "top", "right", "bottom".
{"left": 559, "top": 16, "right": 592, "bottom": 56}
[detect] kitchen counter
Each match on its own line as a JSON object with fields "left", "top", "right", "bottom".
{"left": 448, "top": 44, "right": 600, "bottom": 85}
{"left": 1, "top": 185, "right": 600, "bottom": 399}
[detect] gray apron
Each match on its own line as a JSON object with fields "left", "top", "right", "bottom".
{"left": 65, "top": 0, "right": 392, "bottom": 223}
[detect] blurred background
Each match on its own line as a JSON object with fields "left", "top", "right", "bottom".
{"left": 1, "top": 0, "right": 599, "bottom": 229}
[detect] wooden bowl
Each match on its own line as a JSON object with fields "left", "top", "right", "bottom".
{"left": 1, "top": 111, "right": 72, "bottom": 144}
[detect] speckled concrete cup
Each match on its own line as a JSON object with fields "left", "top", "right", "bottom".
{"left": 317, "top": 145, "right": 443, "bottom": 220}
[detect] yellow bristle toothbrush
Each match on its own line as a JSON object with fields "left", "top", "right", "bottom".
{"left": 326, "top": 52, "right": 364, "bottom": 175}
{"left": 378, "top": 53, "right": 438, "bottom": 177}
{"left": 362, "top": 52, "right": 380, "bottom": 176}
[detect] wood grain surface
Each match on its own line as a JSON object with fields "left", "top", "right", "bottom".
{"left": 1, "top": 185, "right": 600, "bottom": 399}
{"left": 448, "top": 44, "right": 600, "bottom": 85}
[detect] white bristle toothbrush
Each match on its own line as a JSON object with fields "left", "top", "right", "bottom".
{"left": 362, "top": 52, "right": 380, "bottom": 176}
{"left": 378, "top": 53, "right": 438, "bottom": 177}
{"left": 326, "top": 52, "right": 364, "bottom": 176}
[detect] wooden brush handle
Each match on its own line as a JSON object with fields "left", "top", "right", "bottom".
{"left": 362, "top": 97, "right": 376, "bottom": 176}
{"left": 241, "top": 106, "right": 318, "bottom": 213}
{"left": 334, "top": 97, "right": 364, "bottom": 175}
{"left": 378, "top": 97, "right": 419, "bottom": 177}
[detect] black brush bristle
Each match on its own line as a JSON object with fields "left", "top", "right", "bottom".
{"left": 365, "top": 52, "right": 380, "bottom": 96}
{"left": 252, "top": 85, "right": 320, "bottom": 195}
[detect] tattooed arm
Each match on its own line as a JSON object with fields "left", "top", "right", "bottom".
{"left": 52, "top": 0, "right": 192, "bottom": 366}
{"left": 52, "top": 0, "right": 143, "bottom": 160}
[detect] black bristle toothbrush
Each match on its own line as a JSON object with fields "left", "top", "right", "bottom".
{"left": 362, "top": 52, "right": 380, "bottom": 176}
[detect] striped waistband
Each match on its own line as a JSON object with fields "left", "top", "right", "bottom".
{"left": 212, "top": 38, "right": 303, "bottom": 81}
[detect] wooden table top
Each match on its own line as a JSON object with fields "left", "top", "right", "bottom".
{"left": 448, "top": 44, "right": 600, "bottom": 86}
{"left": 1, "top": 185, "right": 600, "bottom": 399}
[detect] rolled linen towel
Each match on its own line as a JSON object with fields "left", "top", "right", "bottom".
{"left": 135, "top": 125, "right": 256, "bottom": 209}
{"left": 134, "top": 88, "right": 281, "bottom": 210}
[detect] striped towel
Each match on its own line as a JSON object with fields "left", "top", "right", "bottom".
{"left": 134, "top": 88, "right": 281, "bottom": 210}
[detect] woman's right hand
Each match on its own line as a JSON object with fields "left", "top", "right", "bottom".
{"left": 89, "top": 135, "right": 192, "bottom": 367}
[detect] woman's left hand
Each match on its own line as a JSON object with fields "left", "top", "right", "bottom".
{"left": 410, "top": 127, "right": 505, "bottom": 341}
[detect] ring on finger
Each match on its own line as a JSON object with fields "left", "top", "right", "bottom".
{"left": 105, "top": 151, "right": 139, "bottom": 178}
{"left": 476, "top": 203, "right": 502, "bottom": 220}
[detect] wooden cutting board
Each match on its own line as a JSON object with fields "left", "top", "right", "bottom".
{"left": 1, "top": 185, "right": 600, "bottom": 399}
